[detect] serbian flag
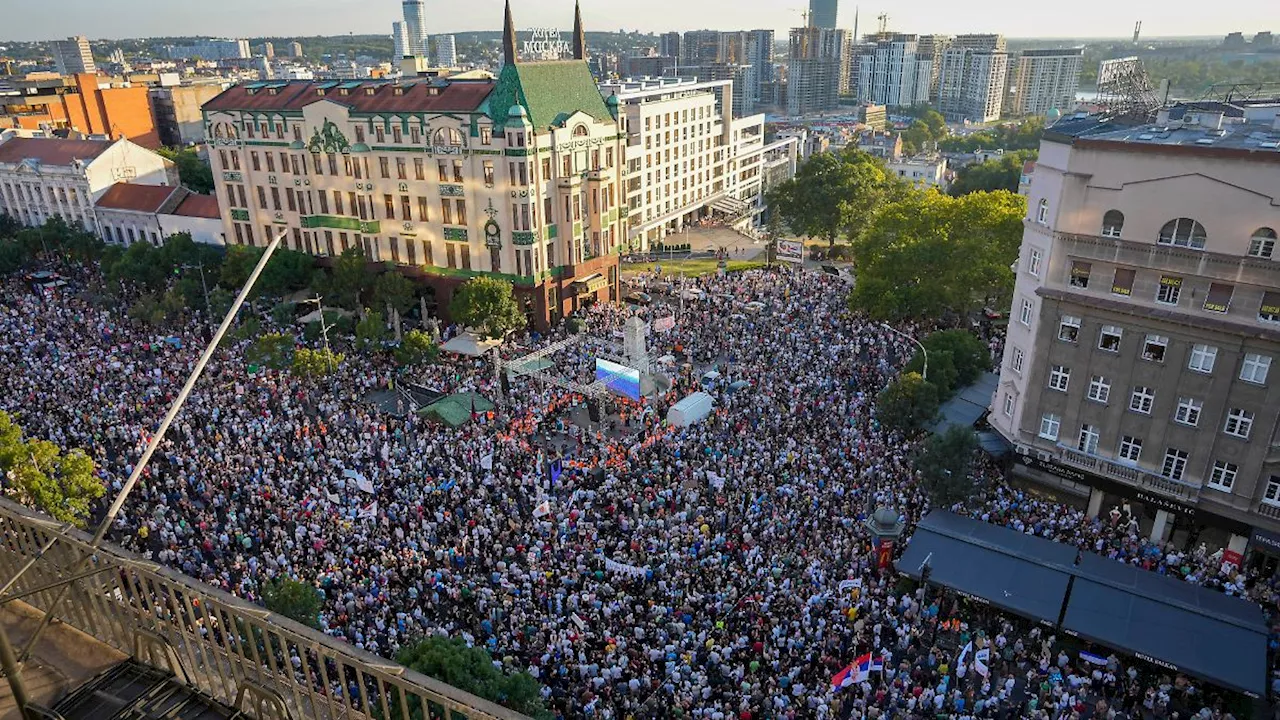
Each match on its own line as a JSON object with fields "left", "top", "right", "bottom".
{"left": 832, "top": 652, "right": 873, "bottom": 691}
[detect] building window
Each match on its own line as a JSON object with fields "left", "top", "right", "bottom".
{"left": 1248, "top": 228, "right": 1276, "bottom": 259}
{"left": 483, "top": 161, "right": 495, "bottom": 187}
{"left": 354, "top": 126, "right": 365, "bottom": 143}
{"left": 1087, "top": 375, "right": 1110, "bottom": 403}
{"left": 1224, "top": 408, "right": 1254, "bottom": 439}
{"left": 437, "top": 161, "right": 449, "bottom": 182}
{"left": 396, "top": 158, "right": 407, "bottom": 180}
{"left": 1161, "top": 448, "right": 1189, "bottom": 482}
{"left": 1202, "top": 282, "right": 1233, "bottom": 313}
{"left": 452, "top": 160, "right": 464, "bottom": 183}
{"left": 1187, "top": 344, "right": 1217, "bottom": 374}
{"left": 1240, "top": 353, "right": 1271, "bottom": 384}
{"left": 1101, "top": 209, "right": 1124, "bottom": 238}
{"left": 1027, "top": 248, "right": 1042, "bottom": 277}
{"left": 1129, "top": 386, "right": 1154, "bottom": 414}
{"left": 480, "top": 127, "right": 492, "bottom": 145}
{"left": 1098, "top": 325, "right": 1122, "bottom": 353}
{"left": 1011, "top": 347, "right": 1024, "bottom": 373}
{"left": 1118, "top": 436, "right": 1143, "bottom": 463}
{"left": 1058, "top": 315, "right": 1080, "bottom": 343}
{"left": 1048, "top": 365, "right": 1071, "bottom": 392}
{"left": 414, "top": 158, "right": 425, "bottom": 181}
{"left": 1259, "top": 291, "right": 1280, "bottom": 324}
{"left": 1264, "top": 477, "right": 1280, "bottom": 507}
{"left": 1078, "top": 425, "right": 1099, "bottom": 454}
{"left": 1157, "top": 218, "right": 1207, "bottom": 249}
{"left": 1111, "top": 268, "right": 1135, "bottom": 296}
{"left": 440, "top": 200, "right": 452, "bottom": 225}
{"left": 418, "top": 197, "right": 430, "bottom": 222}
{"left": 1019, "top": 297, "right": 1033, "bottom": 326}
{"left": 1068, "top": 261, "right": 1091, "bottom": 289}
{"left": 1141, "top": 334, "right": 1168, "bottom": 363}
{"left": 1174, "top": 397, "right": 1202, "bottom": 427}
{"left": 1036, "top": 198, "right": 1048, "bottom": 224}
{"left": 1156, "top": 275, "right": 1181, "bottom": 305}
{"left": 410, "top": 126, "right": 421, "bottom": 144}
{"left": 384, "top": 194, "right": 395, "bottom": 220}
{"left": 1038, "top": 413, "right": 1061, "bottom": 441}
{"left": 1003, "top": 393, "right": 1014, "bottom": 417}
{"left": 1208, "top": 461, "right": 1238, "bottom": 492}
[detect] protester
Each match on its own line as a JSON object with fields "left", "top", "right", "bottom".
{"left": 0, "top": 265, "right": 1260, "bottom": 719}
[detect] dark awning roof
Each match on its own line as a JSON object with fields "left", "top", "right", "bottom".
{"left": 928, "top": 372, "right": 998, "bottom": 434}
{"left": 897, "top": 512, "right": 1075, "bottom": 624}
{"left": 1062, "top": 554, "right": 1268, "bottom": 697}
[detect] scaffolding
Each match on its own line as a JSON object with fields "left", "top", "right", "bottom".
{"left": 499, "top": 317, "right": 652, "bottom": 400}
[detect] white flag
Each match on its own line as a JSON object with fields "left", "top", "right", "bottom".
{"left": 344, "top": 468, "right": 375, "bottom": 494}
{"left": 973, "top": 647, "right": 990, "bottom": 678}
{"left": 481, "top": 453, "right": 494, "bottom": 470}
{"left": 358, "top": 501, "right": 378, "bottom": 519}
{"left": 533, "top": 500, "right": 552, "bottom": 518}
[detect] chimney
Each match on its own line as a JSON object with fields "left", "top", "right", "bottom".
{"left": 502, "top": 0, "right": 518, "bottom": 67}
{"left": 572, "top": 0, "right": 587, "bottom": 61}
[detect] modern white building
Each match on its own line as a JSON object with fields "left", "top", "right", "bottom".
{"left": 936, "top": 47, "right": 1008, "bottom": 123}
{"left": 854, "top": 34, "right": 931, "bottom": 107}
{"left": 787, "top": 27, "right": 849, "bottom": 116}
{"left": 52, "top": 36, "right": 96, "bottom": 76}
{"left": 886, "top": 155, "right": 948, "bottom": 188}
{"left": 1008, "top": 48, "right": 1084, "bottom": 117}
{"left": 392, "top": 22, "right": 410, "bottom": 60}
{"left": 600, "top": 76, "right": 797, "bottom": 250}
{"left": 0, "top": 132, "right": 174, "bottom": 233}
{"left": 433, "top": 35, "right": 458, "bottom": 68}
{"left": 402, "top": 0, "right": 429, "bottom": 57}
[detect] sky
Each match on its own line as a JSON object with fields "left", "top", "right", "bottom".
{"left": 3, "top": 0, "right": 1276, "bottom": 42}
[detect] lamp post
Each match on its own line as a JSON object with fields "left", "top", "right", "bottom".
{"left": 180, "top": 262, "right": 210, "bottom": 312}
{"left": 301, "top": 295, "right": 335, "bottom": 375}
{"left": 881, "top": 323, "right": 927, "bottom": 381}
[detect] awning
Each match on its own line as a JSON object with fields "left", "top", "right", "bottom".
{"left": 572, "top": 273, "right": 608, "bottom": 295}
{"left": 897, "top": 511, "right": 1075, "bottom": 624}
{"left": 440, "top": 332, "right": 503, "bottom": 357}
{"left": 928, "top": 372, "right": 998, "bottom": 434}
{"left": 1064, "top": 554, "right": 1267, "bottom": 697}
{"left": 710, "top": 196, "right": 748, "bottom": 215}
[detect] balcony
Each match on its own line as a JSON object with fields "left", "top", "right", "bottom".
{"left": 1054, "top": 231, "right": 1280, "bottom": 288}
{"left": 1056, "top": 444, "right": 1202, "bottom": 504}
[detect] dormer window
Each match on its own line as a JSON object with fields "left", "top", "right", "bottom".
{"left": 365, "top": 88, "right": 375, "bottom": 96}
{"left": 393, "top": 87, "right": 404, "bottom": 96}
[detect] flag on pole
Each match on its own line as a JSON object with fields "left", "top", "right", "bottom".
{"left": 533, "top": 499, "right": 552, "bottom": 518}
{"left": 973, "top": 647, "right": 991, "bottom": 678}
{"left": 831, "top": 662, "right": 857, "bottom": 691}
{"left": 1080, "top": 650, "right": 1108, "bottom": 666}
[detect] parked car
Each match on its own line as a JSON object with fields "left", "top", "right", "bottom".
{"left": 624, "top": 292, "right": 653, "bottom": 306}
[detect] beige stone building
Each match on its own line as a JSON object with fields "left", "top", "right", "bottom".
{"left": 991, "top": 102, "right": 1280, "bottom": 557}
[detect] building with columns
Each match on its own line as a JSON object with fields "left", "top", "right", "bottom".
{"left": 202, "top": 1, "right": 624, "bottom": 330}
{"left": 0, "top": 131, "right": 174, "bottom": 233}
{"left": 990, "top": 103, "right": 1280, "bottom": 557}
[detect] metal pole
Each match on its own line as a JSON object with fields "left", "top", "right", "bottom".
{"left": 0, "top": 625, "right": 29, "bottom": 719}
{"left": 304, "top": 295, "right": 334, "bottom": 374}
{"left": 1, "top": 233, "right": 285, "bottom": 680}
{"left": 881, "top": 323, "right": 927, "bottom": 381}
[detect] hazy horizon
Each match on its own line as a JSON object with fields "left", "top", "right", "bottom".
{"left": 2, "top": 0, "right": 1277, "bottom": 44}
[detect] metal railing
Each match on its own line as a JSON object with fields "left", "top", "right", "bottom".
{"left": 0, "top": 498, "right": 528, "bottom": 720}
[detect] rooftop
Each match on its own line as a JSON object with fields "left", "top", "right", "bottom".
{"left": 94, "top": 182, "right": 182, "bottom": 213}
{"left": 1045, "top": 105, "right": 1280, "bottom": 158}
{"left": 202, "top": 78, "right": 495, "bottom": 115}
{"left": 486, "top": 60, "right": 613, "bottom": 130}
{"left": 169, "top": 192, "right": 220, "bottom": 219}
{"left": 0, "top": 137, "right": 114, "bottom": 166}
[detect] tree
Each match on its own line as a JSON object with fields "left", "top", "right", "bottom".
{"left": 875, "top": 372, "right": 940, "bottom": 435}
{"left": 449, "top": 277, "right": 525, "bottom": 340}
{"left": 292, "top": 347, "right": 344, "bottom": 378}
{"left": 127, "top": 289, "right": 186, "bottom": 327}
{"left": 394, "top": 636, "right": 552, "bottom": 720}
{"left": 949, "top": 151, "right": 1036, "bottom": 196}
{"left": 258, "top": 248, "right": 316, "bottom": 297}
{"left": 355, "top": 309, "right": 390, "bottom": 350}
{"left": 916, "top": 425, "right": 980, "bottom": 509}
{"left": 106, "top": 241, "right": 169, "bottom": 292}
{"left": 261, "top": 577, "right": 322, "bottom": 629}
{"left": 320, "top": 248, "right": 373, "bottom": 311}
{"left": 157, "top": 147, "right": 215, "bottom": 194}
{"left": 219, "top": 245, "right": 262, "bottom": 291}
{"left": 849, "top": 189, "right": 1025, "bottom": 322}
{"left": 766, "top": 149, "right": 896, "bottom": 248}
{"left": 0, "top": 411, "right": 104, "bottom": 527}
{"left": 246, "top": 332, "right": 296, "bottom": 370}
{"left": 394, "top": 329, "right": 439, "bottom": 366}
{"left": 373, "top": 268, "right": 416, "bottom": 340}
{"left": 903, "top": 329, "right": 991, "bottom": 399}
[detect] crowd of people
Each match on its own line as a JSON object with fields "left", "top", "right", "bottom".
{"left": 0, "top": 262, "right": 1270, "bottom": 719}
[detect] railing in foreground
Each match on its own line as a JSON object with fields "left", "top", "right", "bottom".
{"left": 0, "top": 498, "right": 528, "bottom": 720}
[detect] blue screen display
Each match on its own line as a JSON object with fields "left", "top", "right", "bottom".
{"left": 595, "top": 358, "right": 641, "bottom": 401}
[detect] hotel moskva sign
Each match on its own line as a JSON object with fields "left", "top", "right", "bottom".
{"left": 523, "top": 28, "right": 570, "bottom": 58}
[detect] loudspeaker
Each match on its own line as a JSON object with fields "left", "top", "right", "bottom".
{"left": 500, "top": 372, "right": 510, "bottom": 397}
{"left": 587, "top": 399, "right": 602, "bottom": 423}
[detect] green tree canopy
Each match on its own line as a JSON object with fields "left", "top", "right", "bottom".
{"left": 355, "top": 309, "right": 390, "bottom": 350}
{"left": 246, "top": 332, "right": 296, "bottom": 370}
{"left": 875, "top": 372, "right": 940, "bottom": 435}
{"left": 292, "top": 347, "right": 344, "bottom": 378}
{"left": 394, "top": 329, "right": 439, "bottom": 366}
{"left": 903, "top": 329, "right": 991, "bottom": 398}
{"left": 939, "top": 117, "right": 1044, "bottom": 153}
{"left": 106, "top": 241, "right": 169, "bottom": 292}
{"left": 849, "top": 189, "right": 1025, "bottom": 322}
{"left": 766, "top": 149, "right": 897, "bottom": 247}
{"left": 449, "top": 277, "right": 526, "bottom": 339}
{"left": 916, "top": 425, "right": 980, "bottom": 508}
{"left": 261, "top": 577, "right": 322, "bottom": 629}
{"left": 157, "top": 147, "right": 215, "bottom": 194}
{"left": 949, "top": 150, "right": 1036, "bottom": 196}
{"left": 319, "top": 248, "right": 374, "bottom": 311}
{"left": 0, "top": 411, "right": 104, "bottom": 527}
{"left": 394, "top": 636, "right": 552, "bottom": 720}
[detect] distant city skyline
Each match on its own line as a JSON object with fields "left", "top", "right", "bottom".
{"left": 1, "top": 0, "right": 1276, "bottom": 43}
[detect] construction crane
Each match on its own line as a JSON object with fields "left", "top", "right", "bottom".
{"left": 877, "top": 13, "right": 889, "bottom": 34}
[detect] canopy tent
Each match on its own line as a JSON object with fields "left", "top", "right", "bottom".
{"left": 898, "top": 511, "right": 1269, "bottom": 698}
{"left": 897, "top": 511, "right": 1075, "bottom": 624}
{"left": 421, "top": 392, "right": 496, "bottom": 427}
{"left": 1062, "top": 554, "right": 1267, "bottom": 698}
{"left": 928, "top": 372, "right": 998, "bottom": 434}
{"left": 440, "top": 332, "right": 502, "bottom": 357}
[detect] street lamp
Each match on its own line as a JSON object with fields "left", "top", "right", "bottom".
{"left": 179, "top": 262, "right": 210, "bottom": 312}
{"left": 881, "top": 322, "right": 928, "bottom": 381}
{"left": 301, "top": 295, "right": 335, "bottom": 375}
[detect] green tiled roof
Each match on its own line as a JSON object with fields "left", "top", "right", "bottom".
{"left": 487, "top": 60, "right": 613, "bottom": 131}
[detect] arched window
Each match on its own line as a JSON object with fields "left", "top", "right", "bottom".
{"left": 1248, "top": 228, "right": 1276, "bottom": 259}
{"left": 1036, "top": 198, "right": 1048, "bottom": 224}
{"left": 433, "top": 127, "right": 463, "bottom": 146}
{"left": 1101, "top": 210, "right": 1124, "bottom": 238}
{"left": 1157, "top": 218, "right": 1207, "bottom": 249}
{"left": 572, "top": 124, "right": 590, "bottom": 137}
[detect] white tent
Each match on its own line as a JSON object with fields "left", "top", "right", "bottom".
{"left": 667, "top": 391, "right": 715, "bottom": 427}
{"left": 440, "top": 331, "right": 502, "bottom": 357}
